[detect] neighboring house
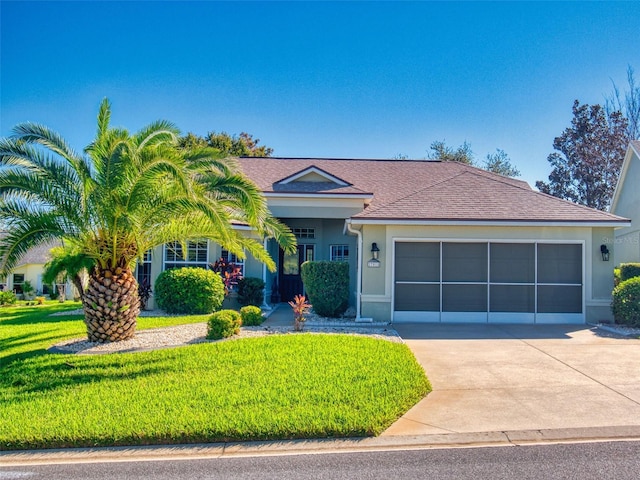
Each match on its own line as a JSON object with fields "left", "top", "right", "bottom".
{"left": 610, "top": 140, "right": 640, "bottom": 265}
{"left": 142, "top": 158, "right": 630, "bottom": 324}
{"left": 0, "top": 240, "right": 58, "bottom": 295}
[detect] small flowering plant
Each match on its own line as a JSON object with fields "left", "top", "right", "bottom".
{"left": 289, "top": 294, "right": 311, "bottom": 331}
{"left": 210, "top": 257, "right": 242, "bottom": 295}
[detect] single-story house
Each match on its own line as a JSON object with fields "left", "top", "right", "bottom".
{"left": 610, "top": 140, "right": 640, "bottom": 265}
{"left": 0, "top": 239, "right": 59, "bottom": 296}
{"left": 141, "top": 157, "right": 629, "bottom": 325}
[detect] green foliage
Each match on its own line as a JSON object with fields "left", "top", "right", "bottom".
{"left": 43, "top": 244, "right": 94, "bottom": 298}
{"left": 207, "top": 309, "right": 243, "bottom": 339}
{"left": 179, "top": 131, "right": 273, "bottom": 157}
{"left": 426, "top": 141, "right": 520, "bottom": 178}
{"left": 237, "top": 277, "right": 265, "bottom": 306}
{"left": 483, "top": 149, "right": 521, "bottom": 177}
{"left": 612, "top": 277, "right": 640, "bottom": 327}
{"left": 619, "top": 263, "right": 640, "bottom": 282}
{"left": 427, "top": 140, "right": 474, "bottom": 165}
{"left": 0, "top": 97, "right": 295, "bottom": 285}
{"left": 0, "top": 291, "right": 17, "bottom": 306}
{"left": 300, "top": 261, "right": 349, "bottom": 317}
{"left": 155, "top": 267, "right": 225, "bottom": 315}
{"left": 535, "top": 100, "right": 629, "bottom": 210}
{"left": 22, "top": 280, "right": 34, "bottom": 295}
{"left": 240, "top": 305, "right": 264, "bottom": 326}
{"left": 614, "top": 267, "right": 621, "bottom": 286}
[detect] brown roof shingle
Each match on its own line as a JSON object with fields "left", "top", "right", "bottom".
{"left": 236, "top": 157, "right": 628, "bottom": 224}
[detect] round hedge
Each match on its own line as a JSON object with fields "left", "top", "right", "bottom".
{"left": 240, "top": 305, "right": 264, "bottom": 326}
{"left": 155, "top": 267, "right": 225, "bottom": 315}
{"left": 207, "top": 309, "right": 242, "bottom": 339}
{"left": 612, "top": 276, "right": 640, "bottom": 327}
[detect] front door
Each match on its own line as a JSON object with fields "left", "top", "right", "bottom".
{"left": 279, "top": 244, "right": 315, "bottom": 302}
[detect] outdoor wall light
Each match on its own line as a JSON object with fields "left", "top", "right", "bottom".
{"left": 600, "top": 244, "right": 610, "bottom": 262}
{"left": 367, "top": 243, "right": 381, "bottom": 268}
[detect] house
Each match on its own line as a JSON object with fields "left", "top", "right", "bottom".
{"left": 610, "top": 140, "right": 640, "bottom": 265}
{"left": 0, "top": 239, "right": 58, "bottom": 295}
{"left": 142, "top": 157, "right": 629, "bottom": 324}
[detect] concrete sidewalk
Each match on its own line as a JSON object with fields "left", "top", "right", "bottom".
{"left": 384, "top": 323, "right": 640, "bottom": 437}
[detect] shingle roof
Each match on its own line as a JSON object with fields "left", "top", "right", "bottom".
{"left": 237, "top": 157, "right": 628, "bottom": 224}
{"left": 12, "top": 241, "right": 59, "bottom": 267}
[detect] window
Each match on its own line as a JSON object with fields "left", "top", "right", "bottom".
{"left": 164, "top": 240, "right": 208, "bottom": 270}
{"left": 220, "top": 249, "right": 245, "bottom": 278}
{"left": 13, "top": 273, "right": 25, "bottom": 294}
{"left": 292, "top": 228, "right": 315, "bottom": 239}
{"left": 330, "top": 245, "right": 349, "bottom": 262}
{"left": 136, "top": 250, "right": 153, "bottom": 285}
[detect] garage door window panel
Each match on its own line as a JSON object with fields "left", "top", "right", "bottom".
{"left": 443, "top": 243, "right": 487, "bottom": 282}
{"left": 490, "top": 285, "right": 535, "bottom": 313}
{"left": 395, "top": 242, "right": 440, "bottom": 282}
{"left": 490, "top": 243, "right": 535, "bottom": 283}
{"left": 395, "top": 284, "right": 440, "bottom": 311}
{"left": 443, "top": 284, "right": 487, "bottom": 312}
{"left": 537, "top": 244, "right": 582, "bottom": 284}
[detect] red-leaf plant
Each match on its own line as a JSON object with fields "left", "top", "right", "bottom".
{"left": 289, "top": 294, "right": 311, "bottom": 332}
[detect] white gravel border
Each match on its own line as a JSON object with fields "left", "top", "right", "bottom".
{"left": 50, "top": 321, "right": 402, "bottom": 355}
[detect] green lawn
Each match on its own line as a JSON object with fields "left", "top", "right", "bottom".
{"left": 0, "top": 302, "right": 430, "bottom": 450}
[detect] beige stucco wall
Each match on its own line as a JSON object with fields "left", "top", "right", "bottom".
{"left": 613, "top": 149, "right": 640, "bottom": 264}
{"left": 357, "top": 223, "right": 615, "bottom": 323}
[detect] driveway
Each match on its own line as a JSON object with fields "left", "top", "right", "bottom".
{"left": 383, "top": 323, "right": 640, "bottom": 436}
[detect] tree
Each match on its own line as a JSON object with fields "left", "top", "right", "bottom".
{"left": 0, "top": 99, "right": 295, "bottom": 342}
{"left": 427, "top": 140, "right": 474, "bottom": 165}
{"left": 605, "top": 65, "right": 639, "bottom": 140}
{"left": 536, "top": 100, "right": 629, "bottom": 211}
{"left": 42, "top": 244, "right": 94, "bottom": 301}
{"left": 483, "top": 149, "right": 521, "bottom": 177}
{"left": 178, "top": 131, "right": 273, "bottom": 157}
{"left": 427, "top": 140, "right": 521, "bottom": 177}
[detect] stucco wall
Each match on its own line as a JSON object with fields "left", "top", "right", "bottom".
{"left": 613, "top": 149, "right": 640, "bottom": 264}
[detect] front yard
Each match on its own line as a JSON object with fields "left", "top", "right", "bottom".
{"left": 0, "top": 302, "right": 430, "bottom": 450}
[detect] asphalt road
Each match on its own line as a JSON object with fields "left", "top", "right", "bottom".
{"left": 2, "top": 441, "right": 640, "bottom": 480}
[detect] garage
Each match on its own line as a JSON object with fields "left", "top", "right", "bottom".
{"left": 393, "top": 241, "right": 584, "bottom": 324}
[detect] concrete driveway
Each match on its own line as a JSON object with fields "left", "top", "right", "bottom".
{"left": 383, "top": 323, "right": 640, "bottom": 436}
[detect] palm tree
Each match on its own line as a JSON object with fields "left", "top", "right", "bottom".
{"left": 0, "top": 99, "right": 295, "bottom": 342}
{"left": 42, "top": 243, "right": 94, "bottom": 302}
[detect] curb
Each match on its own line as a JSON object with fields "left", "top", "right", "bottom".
{"left": 3, "top": 426, "right": 640, "bottom": 466}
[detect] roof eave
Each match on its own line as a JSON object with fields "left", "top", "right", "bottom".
{"left": 348, "top": 218, "right": 631, "bottom": 228}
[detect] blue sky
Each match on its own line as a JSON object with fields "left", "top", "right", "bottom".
{"left": 1, "top": 1, "right": 638, "bottom": 186}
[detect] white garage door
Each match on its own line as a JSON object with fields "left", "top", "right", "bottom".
{"left": 393, "top": 241, "right": 584, "bottom": 324}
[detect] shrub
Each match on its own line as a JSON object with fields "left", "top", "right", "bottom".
{"left": 35, "top": 296, "right": 45, "bottom": 305}
{"left": 0, "top": 291, "right": 17, "bottom": 306}
{"left": 612, "top": 277, "right": 640, "bottom": 327}
{"left": 155, "top": 267, "right": 225, "bottom": 315}
{"left": 620, "top": 263, "right": 640, "bottom": 282}
{"left": 207, "top": 309, "right": 242, "bottom": 339}
{"left": 300, "top": 261, "right": 349, "bottom": 317}
{"left": 237, "top": 277, "right": 265, "bottom": 306}
{"left": 240, "top": 305, "right": 264, "bottom": 326}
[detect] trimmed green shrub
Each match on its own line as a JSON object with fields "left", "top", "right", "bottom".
{"left": 155, "top": 267, "right": 225, "bottom": 315}
{"left": 0, "top": 291, "right": 17, "bottom": 306}
{"left": 237, "top": 277, "right": 265, "bottom": 306}
{"left": 207, "top": 309, "right": 242, "bottom": 339}
{"left": 612, "top": 277, "right": 640, "bottom": 327}
{"left": 620, "top": 263, "right": 640, "bottom": 282}
{"left": 240, "top": 305, "right": 264, "bottom": 326}
{"left": 300, "top": 261, "right": 349, "bottom": 317}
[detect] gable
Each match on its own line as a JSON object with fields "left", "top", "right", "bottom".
{"left": 276, "top": 166, "right": 350, "bottom": 186}
{"left": 611, "top": 141, "right": 640, "bottom": 217}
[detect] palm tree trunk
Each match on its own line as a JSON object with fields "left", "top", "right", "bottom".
{"left": 82, "top": 267, "right": 140, "bottom": 342}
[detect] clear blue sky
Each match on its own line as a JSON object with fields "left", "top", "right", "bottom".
{"left": 1, "top": 1, "right": 638, "bottom": 186}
